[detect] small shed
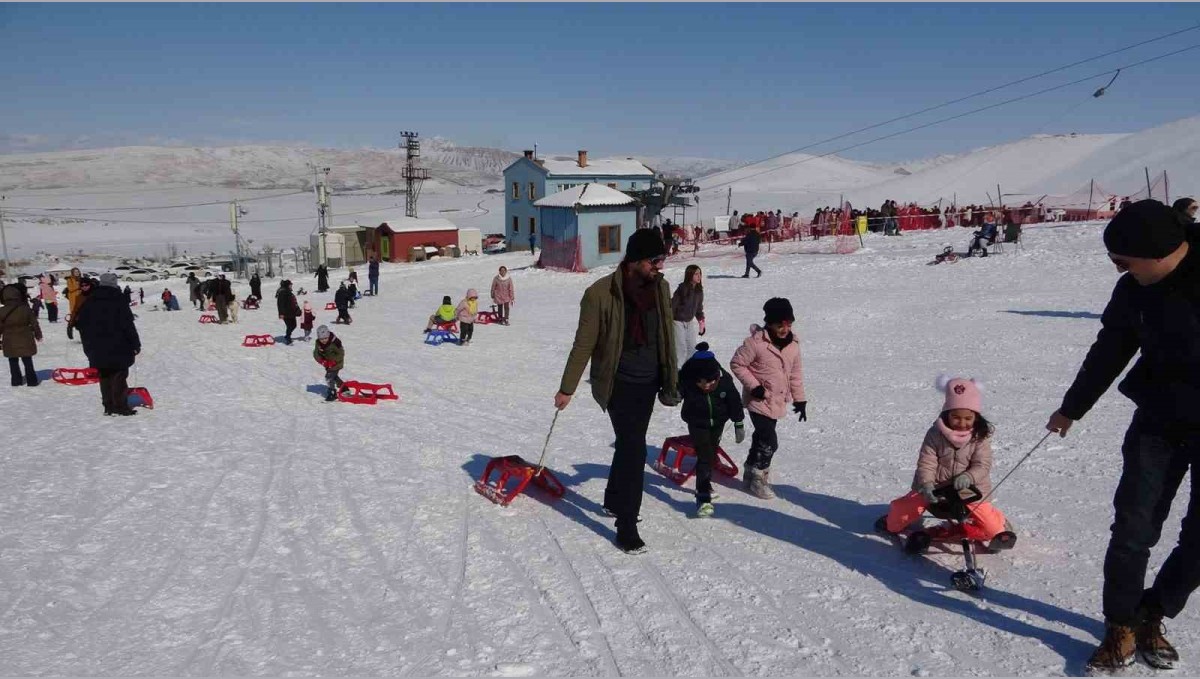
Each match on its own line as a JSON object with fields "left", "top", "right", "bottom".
{"left": 369, "top": 217, "right": 459, "bottom": 263}
{"left": 534, "top": 183, "right": 637, "bottom": 272}
{"left": 458, "top": 227, "right": 482, "bottom": 256}
{"left": 328, "top": 225, "right": 370, "bottom": 266}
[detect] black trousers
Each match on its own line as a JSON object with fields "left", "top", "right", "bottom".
{"left": 604, "top": 380, "right": 658, "bottom": 532}
{"left": 336, "top": 305, "right": 351, "bottom": 323}
{"left": 8, "top": 356, "right": 36, "bottom": 385}
{"left": 744, "top": 253, "right": 761, "bottom": 276}
{"left": 1104, "top": 411, "right": 1200, "bottom": 624}
{"left": 460, "top": 322, "right": 474, "bottom": 342}
{"left": 283, "top": 316, "right": 297, "bottom": 340}
{"left": 97, "top": 366, "right": 129, "bottom": 412}
{"left": 746, "top": 412, "right": 778, "bottom": 470}
{"left": 687, "top": 424, "right": 724, "bottom": 504}
{"left": 45, "top": 302, "right": 58, "bottom": 323}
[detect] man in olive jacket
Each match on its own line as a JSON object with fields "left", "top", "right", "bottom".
{"left": 1047, "top": 200, "right": 1200, "bottom": 673}
{"left": 555, "top": 229, "right": 680, "bottom": 554}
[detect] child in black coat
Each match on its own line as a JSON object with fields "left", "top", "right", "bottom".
{"left": 678, "top": 342, "right": 746, "bottom": 517}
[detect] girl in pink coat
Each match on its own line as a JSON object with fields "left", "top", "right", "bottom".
{"left": 878, "top": 376, "right": 1014, "bottom": 551}
{"left": 729, "top": 297, "right": 806, "bottom": 499}
{"left": 490, "top": 266, "right": 514, "bottom": 325}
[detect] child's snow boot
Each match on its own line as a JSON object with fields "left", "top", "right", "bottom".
{"left": 694, "top": 502, "right": 715, "bottom": 518}
{"left": 1086, "top": 622, "right": 1136, "bottom": 673}
{"left": 747, "top": 467, "right": 776, "bottom": 500}
{"left": 324, "top": 388, "right": 336, "bottom": 402}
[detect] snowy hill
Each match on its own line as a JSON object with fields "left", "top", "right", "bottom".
{"left": 2, "top": 222, "right": 1196, "bottom": 675}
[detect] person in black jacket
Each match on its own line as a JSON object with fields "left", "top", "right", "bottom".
{"left": 315, "top": 265, "right": 329, "bottom": 293}
{"left": 249, "top": 272, "right": 262, "bottom": 301}
{"left": 678, "top": 342, "right": 745, "bottom": 517}
{"left": 740, "top": 226, "right": 762, "bottom": 278}
{"left": 276, "top": 280, "right": 301, "bottom": 344}
{"left": 73, "top": 273, "right": 141, "bottom": 416}
{"left": 333, "top": 282, "right": 352, "bottom": 324}
{"left": 1046, "top": 200, "right": 1199, "bottom": 672}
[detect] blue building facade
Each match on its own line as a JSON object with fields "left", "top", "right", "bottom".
{"left": 502, "top": 150, "right": 654, "bottom": 251}
{"left": 534, "top": 184, "right": 638, "bottom": 272}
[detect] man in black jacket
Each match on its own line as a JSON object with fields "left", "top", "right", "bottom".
{"left": 1046, "top": 200, "right": 1199, "bottom": 673}
{"left": 740, "top": 227, "right": 761, "bottom": 278}
{"left": 73, "top": 273, "right": 141, "bottom": 416}
{"left": 276, "top": 280, "right": 300, "bottom": 345}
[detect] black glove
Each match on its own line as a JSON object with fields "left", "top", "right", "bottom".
{"left": 750, "top": 385, "right": 766, "bottom": 400}
{"left": 793, "top": 401, "right": 807, "bottom": 422}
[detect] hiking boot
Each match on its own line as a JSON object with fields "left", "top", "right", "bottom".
{"left": 1086, "top": 623, "right": 1136, "bottom": 673}
{"left": 874, "top": 514, "right": 894, "bottom": 534}
{"left": 25, "top": 375, "right": 38, "bottom": 387}
{"left": 325, "top": 388, "right": 337, "bottom": 402}
{"left": 747, "top": 467, "right": 775, "bottom": 500}
{"left": 111, "top": 408, "right": 138, "bottom": 416}
{"left": 694, "top": 502, "right": 715, "bottom": 518}
{"left": 1136, "top": 611, "right": 1179, "bottom": 670}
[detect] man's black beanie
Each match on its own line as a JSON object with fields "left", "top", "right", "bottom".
{"left": 624, "top": 228, "right": 666, "bottom": 263}
{"left": 1103, "top": 199, "right": 1184, "bottom": 259}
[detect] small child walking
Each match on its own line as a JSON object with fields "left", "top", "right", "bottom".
{"left": 456, "top": 288, "right": 479, "bottom": 346}
{"left": 877, "top": 376, "right": 1015, "bottom": 553}
{"left": 313, "top": 325, "right": 345, "bottom": 402}
{"left": 678, "top": 342, "right": 745, "bottom": 517}
{"left": 730, "top": 297, "right": 806, "bottom": 499}
{"left": 301, "top": 300, "right": 315, "bottom": 340}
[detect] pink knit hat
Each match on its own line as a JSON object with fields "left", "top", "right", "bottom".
{"left": 937, "top": 375, "right": 983, "bottom": 414}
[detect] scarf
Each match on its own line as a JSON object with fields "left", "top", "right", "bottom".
{"left": 466, "top": 298, "right": 478, "bottom": 315}
{"left": 496, "top": 273, "right": 509, "bottom": 282}
{"left": 935, "top": 416, "right": 973, "bottom": 449}
{"left": 622, "top": 265, "right": 658, "bottom": 346}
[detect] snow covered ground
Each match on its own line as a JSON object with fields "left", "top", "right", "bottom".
{"left": 1, "top": 222, "right": 1194, "bottom": 676}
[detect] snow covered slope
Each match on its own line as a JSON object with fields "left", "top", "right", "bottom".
{"left": 0, "top": 223, "right": 1193, "bottom": 675}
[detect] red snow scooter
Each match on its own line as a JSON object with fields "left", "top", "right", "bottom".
{"left": 474, "top": 411, "right": 565, "bottom": 507}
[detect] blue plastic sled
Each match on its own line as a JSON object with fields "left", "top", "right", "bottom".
{"left": 424, "top": 329, "right": 459, "bottom": 346}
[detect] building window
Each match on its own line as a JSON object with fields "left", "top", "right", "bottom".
{"left": 529, "top": 216, "right": 536, "bottom": 235}
{"left": 528, "top": 182, "right": 536, "bottom": 200}
{"left": 607, "top": 183, "right": 617, "bottom": 189}
{"left": 630, "top": 182, "right": 637, "bottom": 190}
{"left": 513, "top": 215, "right": 519, "bottom": 233}
{"left": 599, "top": 225, "right": 621, "bottom": 254}
{"left": 511, "top": 182, "right": 519, "bottom": 199}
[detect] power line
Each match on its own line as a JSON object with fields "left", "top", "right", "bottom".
{"left": 698, "top": 22, "right": 1200, "bottom": 183}
{"left": 701, "top": 42, "right": 1200, "bottom": 193}
{"left": 3, "top": 189, "right": 309, "bottom": 213}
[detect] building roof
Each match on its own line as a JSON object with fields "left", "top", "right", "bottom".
{"left": 535, "top": 183, "right": 636, "bottom": 208}
{"left": 329, "top": 224, "right": 370, "bottom": 233}
{"left": 371, "top": 216, "right": 459, "bottom": 233}
{"left": 515, "top": 155, "right": 653, "bottom": 177}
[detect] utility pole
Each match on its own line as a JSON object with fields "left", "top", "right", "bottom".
{"left": 1145, "top": 167, "right": 1153, "bottom": 199}
{"left": 0, "top": 195, "right": 9, "bottom": 277}
{"left": 725, "top": 187, "right": 732, "bottom": 216}
{"left": 1086, "top": 179, "right": 1095, "bottom": 220}
{"left": 229, "top": 200, "right": 248, "bottom": 279}
{"left": 309, "top": 164, "right": 332, "bottom": 267}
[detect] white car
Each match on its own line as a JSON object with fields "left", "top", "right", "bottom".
{"left": 177, "top": 265, "right": 218, "bottom": 279}
{"left": 483, "top": 241, "right": 508, "bottom": 254}
{"left": 121, "top": 268, "right": 164, "bottom": 282}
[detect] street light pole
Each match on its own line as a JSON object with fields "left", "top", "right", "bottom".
{"left": 0, "top": 195, "right": 9, "bottom": 277}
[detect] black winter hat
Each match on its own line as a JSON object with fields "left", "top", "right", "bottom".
{"left": 624, "top": 228, "right": 666, "bottom": 263}
{"left": 763, "top": 297, "right": 795, "bottom": 324}
{"left": 681, "top": 342, "right": 722, "bottom": 382}
{"left": 1173, "top": 197, "right": 1197, "bottom": 224}
{"left": 1103, "top": 199, "right": 1184, "bottom": 259}
{"left": 442, "top": 295, "right": 452, "bottom": 305}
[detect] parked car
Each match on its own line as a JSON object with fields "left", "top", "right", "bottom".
{"left": 483, "top": 234, "right": 506, "bottom": 247}
{"left": 484, "top": 241, "right": 508, "bottom": 254}
{"left": 121, "top": 268, "right": 165, "bottom": 282}
{"left": 176, "top": 265, "right": 218, "bottom": 279}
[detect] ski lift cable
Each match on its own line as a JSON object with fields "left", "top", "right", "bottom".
{"left": 701, "top": 42, "right": 1200, "bottom": 194}
{"left": 697, "top": 23, "right": 1200, "bottom": 185}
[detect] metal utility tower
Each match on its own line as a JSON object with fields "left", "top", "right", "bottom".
{"left": 400, "top": 131, "right": 429, "bottom": 218}
{"left": 308, "top": 164, "right": 332, "bottom": 266}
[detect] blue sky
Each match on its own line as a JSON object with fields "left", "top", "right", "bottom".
{"left": 1, "top": 3, "right": 1197, "bottom": 162}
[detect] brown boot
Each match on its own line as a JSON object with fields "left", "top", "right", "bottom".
{"left": 1086, "top": 623, "right": 1136, "bottom": 673}
{"left": 1136, "top": 611, "right": 1179, "bottom": 670}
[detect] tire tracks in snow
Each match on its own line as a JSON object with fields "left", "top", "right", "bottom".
{"left": 637, "top": 559, "right": 743, "bottom": 676}
{"left": 401, "top": 490, "right": 471, "bottom": 677}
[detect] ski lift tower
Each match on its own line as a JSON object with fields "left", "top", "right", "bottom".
{"left": 626, "top": 175, "right": 699, "bottom": 228}
{"left": 400, "top": 131, "right": 430, "bottom": 218}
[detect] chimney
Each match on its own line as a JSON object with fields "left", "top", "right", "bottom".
{"left": 523, "top": 149, "right": 534, "bottom": 160}
{"left": 577, "top": 150, "right": 588, "bottom": 168}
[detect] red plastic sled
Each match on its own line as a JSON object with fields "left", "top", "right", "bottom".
{"left": 52, "top": 367, "right": 99, "bottom": 385}
{"left": 207, "top": 303, "right": 217, "bottom": 311}
{"left": 199, "top": 314, "right": 217, "bottom": 324}
{"left": 654, "top": 435, "right": 740, "bottom": 485}
{"left": 242, "top": 334, "right": 275, "bottom": 347}
{"left": 476, "top": 310, "right": 500, "bottom": 325}
{"left": 337, "top": 381, "right": 399, "bottom": 405}
{"left": 127, "top": 387, "right": 154, "bottom": 409}
{"left": 325, "top": 302, "right": 337, "bottom": 310}
{"left": 434, "top": 319, "right": 459, "bottom": 333}
{"left": 242, "top": 299, "right": 260, "bottom": 310}
{"left": 474, "top": 455, "right": 566, "bottom": 506}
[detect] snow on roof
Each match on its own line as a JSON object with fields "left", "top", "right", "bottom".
{"left": 537, "top": 156, "right": 653, "bottom": 177}
{"left": 372, "top": 216, "right": 459, "bottom": 233}
{"left": 535, "top": 183, "right": 636, "bottom": 208}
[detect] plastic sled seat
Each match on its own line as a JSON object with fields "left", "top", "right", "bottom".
{"left": 474, "top": 455, "right": 566, "bottom": 507}
{"left": 325, "top": 302, "right": 337, "bottom": 310}
{"left": 52, "top": 367, "right": 99, "bottom": 385}
{"left": 199, "top": 314, "right": 217, "bottom": 324}
{"left": 434, "top": 320, "right": 459, "bottom": 333}
{"left": 654, "top": 435, "right": 739, "bottom": 485}
{"left": 242, "top": 300, "right": 260, "bottom": 310}
{"left": 127, "top": 387, "right": 154, "bottom": 409}
{"left": 476, "top": 310, "right": 501, "bottom": 325}
{"left": 424, "top": 329, "right": 459, "bottom": 346}
{"left": 337, "top": 381, "right": 399, "bottom": 405}
{"left": 242, "top": 334, "right": 276, "bottom": 347}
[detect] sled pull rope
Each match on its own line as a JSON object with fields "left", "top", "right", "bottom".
{"left": 978, "top": 431, "right": 1053, "bottom": 507}
{"left": 533, "top": 410, "right": 560, "bottom": 477}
